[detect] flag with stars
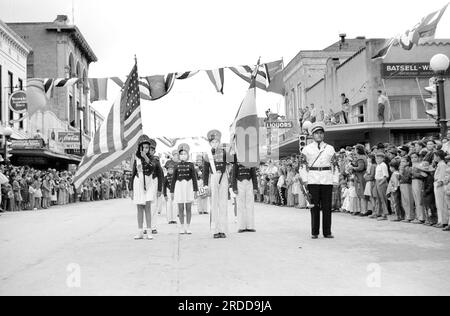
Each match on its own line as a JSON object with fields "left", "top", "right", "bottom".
{"left": 74, "top": 63, "right": 143, "bottom": 189}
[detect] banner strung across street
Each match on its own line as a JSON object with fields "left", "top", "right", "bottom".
{"left": 27, "top": 59, "right": 284, "bottom": 104}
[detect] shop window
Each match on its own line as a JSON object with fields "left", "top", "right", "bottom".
{"left": 69, "top": 95, "right": 75, "bottom": 127}
{"left": 415, "top": 97, "right": 428, "bottom": 119}
{"left": 352, "top": 100, "right": 366, "bottom": 123}
{"left": 390, "top": 97, "right": 412, "bottom": 120}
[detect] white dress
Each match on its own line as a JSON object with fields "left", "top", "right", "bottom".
{"left": 342, "top": 188, "right": 351, "bottom": 211}
{"left": 174, "top": 180, "right": 195, "bottom": 204}
{"left": 133, "top": 159, "right": 158, "bottom": 205}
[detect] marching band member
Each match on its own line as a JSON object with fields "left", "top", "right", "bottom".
{"left": 171, "top": 143, "right": 199, "bottom": 235}
{"left": 232, "top": 157, "right": 258, "bottom": 233}
{"left": 171, "top": 149, "right": 180, "bottom": 165}
{"left": 163, "top": 161, "right": 177, "bottom": 224}
{"left": 300, "top": 122, "right": 338, "bottom": 239}
{"left": 149, "top": 139, "right": 163, "bottom": 234}
{"left": 196, "top": 154, "right": 209, "bottom": 215}
{"left": 203, "top": 130, "right": 233, "bottom": 239}
{"left": 130, "top": 135, "right": 163, "bottom": 240}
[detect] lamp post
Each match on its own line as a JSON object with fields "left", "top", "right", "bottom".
{"left": 430, "top": 53, "right": 450, "bottom": 138}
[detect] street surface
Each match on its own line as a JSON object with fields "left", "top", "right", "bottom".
{"left": 1, "top": 199, "right": 449, "bottom": 296}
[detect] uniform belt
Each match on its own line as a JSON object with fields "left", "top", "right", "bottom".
{"left": 309, "top": 167, "right": 331, "bottom": 171}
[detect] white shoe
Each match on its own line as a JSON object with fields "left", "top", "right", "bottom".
{"left": 145, "top": 234, "right": 154, "bottom": 240}
{"left": 186, "top": 226, "right": 192, "bottom": 235}
{"left": 134, "top": 230, "right": 144, "bottom": 240}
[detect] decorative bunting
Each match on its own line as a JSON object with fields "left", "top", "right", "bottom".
{"left": 28, "top": 59, "right": 285, "bottom": 102}
{"left": 175, "top": 71, "right": 200, "bottom": 80}
{"left": 88, "top": 78, "right": 108, "bottom": 103}
{"left": 206, "top": 68, "right": 225, "bottom": 94}
{"left": 139, "top": 74, "right": 176, "bottom": 101}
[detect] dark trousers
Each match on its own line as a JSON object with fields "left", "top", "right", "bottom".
{"left": 308, "top": 184, "right": 333, "bottom": 236}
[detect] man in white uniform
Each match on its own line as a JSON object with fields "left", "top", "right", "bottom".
{"left": 300, "top": 122, "right": 338, "bottom": 239}
{"left": 232, "top": 160, "right": 258, "bottom": 233}
{"left": 203, "top": 130, "right": 232, "bottom": 239}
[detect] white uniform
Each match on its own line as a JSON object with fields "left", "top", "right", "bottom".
{"left": 300, "top": 142, "right": 338, "bottom": 185}
{"left": 210, "top": 171, "right": 229, "bottom": 234}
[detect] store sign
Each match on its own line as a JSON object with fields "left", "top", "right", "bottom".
{"left": 58, "top": 132, "right": 81, "bottom": 149}
{"left": 264, "top": 121, "right": 294, "bottom": 129}
{"left": 12, "top": 139, "right": 44, "bottom": 150}
{"left": 382, "top": 63, "right": 450, "bottom": 78}
{"left": 9, "top": 90, "right": 28, "bottom": 114}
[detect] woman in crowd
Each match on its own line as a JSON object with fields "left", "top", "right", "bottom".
{"left": 42, "top": 175, "right": 51, "bottom": 209}
{"left": 33, "top": 175, "right": 42, "bottom": 210}
{"left": 286, "top": 165, "right": 296, "bottom": 207}
{"left": 349, "top": 144, "right": 368, "bottom": 216}
{"left": 434, "top": 150, "right": 448, "bottom": 229}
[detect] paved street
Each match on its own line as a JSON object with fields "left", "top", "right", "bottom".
{"left": 1, "top": 199, "right": 450, "bottom": 296}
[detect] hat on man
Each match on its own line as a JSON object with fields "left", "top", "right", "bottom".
{"left": 375, "top": 151, "right": 386, "bottom": 158}
{"left": 387, "top": 147, "right": 398, "bottom": 155}
{"left": 207, "top": 130, "right": 222, "bottom": 143}
{"left": 309, "top": 122, "right": 325, "bottom": 135}
{"left": 398, "top": 145, "right": 409, "bottom": 153}
{"left": 178, "top": 143, "right": 190, "bottom": 155}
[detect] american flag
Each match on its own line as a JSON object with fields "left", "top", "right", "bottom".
{"left": 73, "top": 63, "right": 143, "bottom": 189}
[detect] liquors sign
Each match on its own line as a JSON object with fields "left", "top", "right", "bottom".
{"left": 264, "top": 121, "right": 294, "bottom": 129}
{"left": 382, "top": 63, "right": 450, "bottom": 78}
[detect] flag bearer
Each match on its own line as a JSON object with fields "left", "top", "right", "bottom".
{"left": 203, "top": 130, "right": 233, "bottom": 239}
{"left": 171, "top": 143, "right": 198, "bottom": 234}
{"left": 232, "top": 159, "right": 258, "bottom": 233}
{"left": 130, "top": 135, "right": 163, "bottom": 240}
{"left": 163, "top": 161, "right": 177, "bottom": 224}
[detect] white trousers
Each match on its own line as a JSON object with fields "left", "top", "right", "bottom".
{"left": 210, "top": 173, "right": 229, "bottom": 234}
{"left": 237, "top": 180, "right": 255, "bottom": 230}
{"left": 166, "top": 198, "right": 177, "bottom": 222}
{"left": 434, "top": 183, "right": 448, "bottom": 225}
{"left": 197, "top": 197, "right": 210, "bottom": 213}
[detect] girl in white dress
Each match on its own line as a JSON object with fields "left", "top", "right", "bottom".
{"left": 170, "top": 144, "right": 198, "bottom": 235}
{"left": 130, "top": 135, "right": 163, "bottom": 240}
{"left": 341, "top": 182, "right": 351, "bottom": 213}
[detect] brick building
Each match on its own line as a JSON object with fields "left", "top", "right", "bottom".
{"left": 276, "top": 37, "right": 450, "bottom": 156}
{"left": 7, "top": 15, "right": 104, "bottom": 168}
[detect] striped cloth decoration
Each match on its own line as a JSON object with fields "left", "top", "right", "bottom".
{"left": 206, "top": 68, "right": 224, "bottom": 94}
{"left": 73, "top": 63, "right": 143, "bottom": 189}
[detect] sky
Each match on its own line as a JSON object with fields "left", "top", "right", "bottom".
{"left": 1, "top": 0, "right": 450, "bottom": 141}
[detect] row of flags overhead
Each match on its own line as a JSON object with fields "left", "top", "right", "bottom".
{"left": 28, "top": 60, "right": 284, "bottom": 107}
{"left": 372, "top": 3, "right": 448, "bottom": 59}
{"left": 73, "top": 60, "right": 265, "bottom": 187}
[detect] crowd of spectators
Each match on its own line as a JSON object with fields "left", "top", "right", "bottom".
{"left": 0, "top": 165, "right": 129, "bottom": 212}
{"left": 256, "top": 134, "right": 450, "bottom": 232}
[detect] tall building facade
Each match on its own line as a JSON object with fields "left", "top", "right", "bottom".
{"left": 276, "top": 37, "right": 450, "bottom": 156}
{"left": 7, "top": 15, "right": 104, "bottom": 168}
{"left": 0, "top": 19, "right": 31, "bottom": 136}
